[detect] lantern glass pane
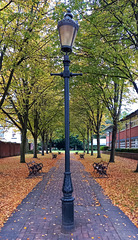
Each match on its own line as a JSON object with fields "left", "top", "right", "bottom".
{"left": 59, "top": 25, "right": 75, "bottom": 46}
{"left": 72, "top": 30, "right": 77, "bottom": 45}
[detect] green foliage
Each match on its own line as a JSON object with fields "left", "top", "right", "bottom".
{"left": 27, "top": 149, "right": 40, "bottom": 154}
{"left": 54, "top": 135, "right": 83, "bottom": 150}
{"left": 100, "top": 146, "right": 110, "bottom": 151}
{"left": 99, "top": 147, "right": 138, "bottom": 153}
{"left": 119, "top": 111, "right": 129, "bottom": 120}
{"left": 0, "top": 1, "right": 137, "bottom": 163}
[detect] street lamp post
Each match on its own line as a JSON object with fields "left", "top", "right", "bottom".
{"left": 51, "top": 9, "right": 82, "bottom": 230}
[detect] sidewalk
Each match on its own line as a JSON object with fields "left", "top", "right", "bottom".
{"left": 0, "top": 154, "right": 138, "bottom": 240}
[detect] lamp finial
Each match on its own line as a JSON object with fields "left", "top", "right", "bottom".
{"left": 64, "top": 8, "right": 73, "bottom": 19}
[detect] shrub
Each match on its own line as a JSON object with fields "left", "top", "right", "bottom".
{"left": 27, "top": 150, "right": 34, "bottom": 154}
{"left": 27, "top": 150, "right": 40, "bottom": 154}
{"left": 100, "top": 146, "right": 110, "bottom": 151}
{"left": 93, "top": 145, "right": 97, "bottom": 150}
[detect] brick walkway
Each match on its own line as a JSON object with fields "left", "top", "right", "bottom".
{"left": 0, "top": 154, "right": 138, "bottom": 240}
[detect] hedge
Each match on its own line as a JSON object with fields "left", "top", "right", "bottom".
{"left": 100, "top": 146, "right": 110, "bottom": 151}
{"left": 115, "top": 148, "right": 138, "bottom": 153}
{"left": 101, "top": 147, "right": 138, "bottom": 153}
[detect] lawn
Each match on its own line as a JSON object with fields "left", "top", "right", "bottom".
{"left": 77, "top": 153, "right": 138, "bottom": 228}
{"left": 0, "top": 153, "right": 60, "bottom": 229}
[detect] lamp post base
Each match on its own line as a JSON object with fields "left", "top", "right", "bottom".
{"left": 62, "top": 172, "right": 74, "bottom": 230}
{"left": 62, "top": 196, "right": 75, "bottom": 230}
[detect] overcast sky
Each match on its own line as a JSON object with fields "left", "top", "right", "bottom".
{"left": 121, "top": 87, "right": 138, "bottom": 114}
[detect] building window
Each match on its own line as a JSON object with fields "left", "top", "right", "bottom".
{"left": 131, "top": 122, "right": 135, "bottom": 127}
{"left": 120, "top": 122, "right": 125, "bottom": 131}
{"left": 131, "top": 139, "right": 138, "bottom": 148}
{"left": 131, "top": 119, "right": 138, "bottom": 128}
{"left": 120, "top": 141, "right": 125, "bottom": 148}
{"left": 135, "top": 139, "right": 138, "bottom": 148}
{"left": 0, "top": 129, "right": 4, "bottom": 138}
{"left": 12, "top": 131, "right": 16, "bottom": 138}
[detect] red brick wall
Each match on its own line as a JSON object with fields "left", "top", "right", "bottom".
{"left": 106, "top": 136, "right": 109, "bottom": 145}
{"left": 106, "top": 126, "right": 138, "bottom": 147}
{"left": 0, "top": 141, "right": 20, "bottom": 158}
{"left": 119, "top": 130, "right": 126, "bottom": 140}
{"left": 117, "top": 126, "right": 138, "bottom": 141}
{"left": 106, "top": 132, "right": 113, "bottom": 146}
{"left": 131, "top": 126, "right": 138, "bottom": 138}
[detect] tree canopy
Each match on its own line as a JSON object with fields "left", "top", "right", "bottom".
{"left": 0, "top": 0, "right": 137, "bottom": 163}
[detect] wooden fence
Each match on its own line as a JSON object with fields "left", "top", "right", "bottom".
{"left": 0, "top": 141, "right": 20, "bottom": 158}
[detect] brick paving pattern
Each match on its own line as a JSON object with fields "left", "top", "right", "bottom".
{"left": 0, "top": 154, "right": 138, "bottom": 240}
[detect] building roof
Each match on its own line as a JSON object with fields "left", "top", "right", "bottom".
{"left": 120, "top": 109, "right": 138, "bottom": 122}
{"left": 104, "top": 109, "right": 138, "bottom": 132}
{"left": 104, "top": 125, "right": 113, "bottom": 132}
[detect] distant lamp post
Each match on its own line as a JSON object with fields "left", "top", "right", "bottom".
{"left": 51, "top": 9, "right": 82, "bottom": 230}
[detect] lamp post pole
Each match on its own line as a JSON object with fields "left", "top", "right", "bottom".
{"left": 51, "top": 54, "right": 82, "bottom": 230}
{"left": 51, "top": 9, "right": 82, "bottom": 230}
{"left": 62, "top": 53, "right": 74, "bottom": 229}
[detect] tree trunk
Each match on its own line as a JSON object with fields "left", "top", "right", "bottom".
{"left": 20, "top": 128, "right": 27, "bottom": 163}
{"left": 33, "top": 111, "right": 38, "bottom": 158}
{"left": 83, "top": 138, "right": 85, "bottom": 153}
{"left": 20, "top": 109, "right": 28, "bottom": 163}
{"left": 109, "top": 121, "right": 117, "bottom": 162}
{"left": 96, "top": 104, "right": 101, "bottom": 158}
{"left": 49, "top": 131, "right": 52, "bottom": 153}
{"left": 33, "top": 134, "right": 37, "bottom": 158}
{"left": 90, "top": 128, "right": 93, "bottom": 156}
{"left": 25, "top": 138, "right": 29, "bottom": 153}
{"left": 45, "top": 132, "right": 48, "bottom": 154}
{"left": 97, "top": 132, "right": 101, "bottom": 158}
{"left": 134, "top": 161, "right": 138, "bottom": 172}
{"left": 41, "top": 131, "right": 45, "bottom": 156}
{"left": 87, "top": 125, "right": 89, "bottom": 154}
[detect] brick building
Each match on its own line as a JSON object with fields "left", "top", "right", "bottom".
{"left": 106, "top": 109, "right": 138, "bottom": 148}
